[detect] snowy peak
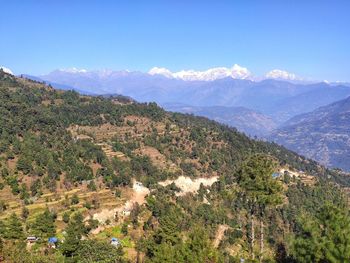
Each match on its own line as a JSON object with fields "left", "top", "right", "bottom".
{"left": 148, "top": 67, "right": 173, "bottom": 78}
{"left": 148, "top": 64, "right": 252, "bottom": 81}
{"left": 265, "top": 69, "right": 302, "bottom": 81}
{"left": 0, "top": 66, "right": 13, "bottom": 75}
{"left": 58, "top": 67, "right": 88, "bottom": 73}
{"left": 45, "top": 65, "right": 306, "bottom": 82}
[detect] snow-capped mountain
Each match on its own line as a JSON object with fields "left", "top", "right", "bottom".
{"left": 265, "top": 69, "right": 302, "bottom": 81}
{"left": 0, "top": 66, "right": 13, "bottom": 75}
{"left": 149, "top": 64, "right": 252, "bottom": 81}
{"left": 43, "top": 65, "right": 303, "bottom": 83}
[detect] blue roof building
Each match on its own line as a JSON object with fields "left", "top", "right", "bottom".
{"left": 111, "top": 237, "right": 121, "bottom": 247}
{"left": 272, "top": 172, "right": 281, "bottom": 179}
{"left": 48, "top": 237, "right": 58, "bottom": 243}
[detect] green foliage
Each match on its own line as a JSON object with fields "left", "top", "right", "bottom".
{"left": 146, "top": 225, "right": 221, "bottom": 263}
{"left": 121, "top": 223, "right": 128, "bottom": 235}
{"left": 87, "top": 180, "right": 97, "bottom": 191}
{"left": 1, "top": 66, "right": 350, "bottom": 263}
{"left": 0, "top": 200, "right": 8, "bottom": 213}
{"left": 86, "top": 218, "right": 99, "bottom": 232}
{"left": 21, "top": 206, "right": 29, "bottom": 219}
{"left": 62, "top": 211, "right": 71, "bottom": 223}
{"left": 236, "top": 154, "right": 283, "bottom": 207}
{"left": 74, "top": 239, "right": 125, "bottom": 263}
{"left": 60, "top": 212, "right": 86, "bottom": 258}
{"left": 291, "top": 203, "right": 350, "bottom": 262}
{"left": 4, "top": 213, "right": 24, "bottom": 240}
{"left": 30, "top": 178, "right": 42, "bottom": 196}
{"left": 30, "top": 208, "right": 56, "bottom": 240}
{"left": 71, "top": 193, "right": 80, "bottom": 205}
{"left": 1, "top": 241, "right": 65, "bottom": 263}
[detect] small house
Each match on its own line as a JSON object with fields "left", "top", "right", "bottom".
{"left": 27, "top": 236, "right": 39, "bottom": 243}
{"left": 48, "top": 237, "right": 58, "bottom": 248}
{"left": 110, "top": 237, "right": 121, "bottom": 247}
{"left": 121, "top": 208, "right": 131, "bottom": 216}
{"left": 272, "top": 172, "right": 281, "bottom": 179}
{"left": 135, "top": 182, "right": 143, "bottom": 187}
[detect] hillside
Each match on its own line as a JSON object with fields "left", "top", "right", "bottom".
{"left": 163, "top": 103, "right": 277, "bottom": 137}
{"left": 0, "top": 70, "right": 350, "bottom": 262}
{"left": 270, "top": 96, "right": 350, "bottom": 171}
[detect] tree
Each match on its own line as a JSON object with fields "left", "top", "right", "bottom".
{"left": 0, "top": 201, "right": 7, "bottom": 213}
{"left": 62, "top": 212, "right": 70, "bottom": 224}
{"left": 60, "top": 212, "right": 86, "bottom": 258}
{"left": 16, "top": 156, "right": 32, "bottom": 175}
{"left": 0, "top": 220, "right": 5, "bottom": 237}
{"left": 121, "top": 223, "right": 128, "bottom": 235}
{"left": 30, "top": 179, "right": 42, "bottom": 196}
{"left": 19, "top": 183, "right": 29, "bottom": 200}
{"left": 236, "top": 154, "right": 283, "bottom": 262}
{"left": 5, "top": 213, "right": 24, "bottom": 240}
{"left": 130, "top": 202, "right": 141, "bottom": 228}
{"left": 291, "top": 203, "right": 350, "bottom": 262}
{"left": 184, "top": 226, "right": 220, "bottom": 263}
{"left": 21, "top": 207, "right": 29, "bottom": 220}
{"left": 87, "top": 180, "right": 97, "bottom": 191}
{"left": 86, "top": 218, "right": 99, "bottom": 233}
{"left": 71, "top": 194, "right": 79, "bottom": 205}
{"left": 74, "top": 239, "right": 124, "bottom": 263}
{"left": 31, "top": 208, "right": 56, "bottom": 240}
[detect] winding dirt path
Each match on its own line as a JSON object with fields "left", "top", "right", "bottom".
{"left": 213, "top": 224, "right": 229, "bottom": 248}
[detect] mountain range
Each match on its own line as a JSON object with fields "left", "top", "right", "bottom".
{"left": 2, "top": 65, "right": 350, "bottom": 262}
{"left": 271, "top": 96, "right": 350, "bottom": 171}
{"left": 37, "top": 69, "right": 350, "bottom": 125}
{"left": 11, "top": 67, "right": 350, "bottom": 171}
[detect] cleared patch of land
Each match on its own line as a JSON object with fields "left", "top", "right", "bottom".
{"left": 159, "top": 175, "right": 218, "bottom": 195}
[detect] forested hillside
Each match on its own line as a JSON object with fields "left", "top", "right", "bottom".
{"left": 163, "top": 104, "right": 277, "bottom": 137}
{"left": 0, "top": 69, "right": 350, "bottom": 262}
{"left": 271, "top": 96, "right": 350, "bottom": 171}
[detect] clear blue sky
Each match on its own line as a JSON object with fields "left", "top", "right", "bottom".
{"left": 1, "top": 0, "right": 349, "bottom": 81}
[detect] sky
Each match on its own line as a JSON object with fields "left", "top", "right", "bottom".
{"left": 0, "top": 0, "right": 349, "bottom": 81}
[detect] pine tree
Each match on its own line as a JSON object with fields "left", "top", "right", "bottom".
{"left": 184, "top": 226, "right": 220, "bottom": 263}
{"left": 5, "top": 213, "right": 24, "bottom": 240}
{"left": 21, "top": 206, "right": 29, "bottom": 220}
{"left": 31, "top": 208, "right": 56, "bottom": 239}
{"left": 236, "top": 154, "right": 283, "bottom": 262}
{"left": 0, "top": 220, "right": 5, "bottom": 237}
{"left": 60, "top": 212, "right": 86, "bottom": 258}
{"left": 291, "top": 203, "right": 350, "bottom": 262}
{"left": 74, "top": 239, "right": 124, "bottom": 263}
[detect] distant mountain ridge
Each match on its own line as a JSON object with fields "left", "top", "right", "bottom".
{"left": 163, "top": 103, "right": 276, "bottom": 137}
{"left": 21, "top": 74, "right": 97, "bottom": 95}
{"left": 39, "top": 69, "right": 350, "bottom": 125}
{"left": 270, "top": 96, "right": 350, "bottom": 171}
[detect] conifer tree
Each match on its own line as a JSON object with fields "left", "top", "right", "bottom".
{"left": 60, "top": 212, "right": 86, "bottom": 258}
{"left": 31, "top": 208, "right": 56, "bottom": 239}
{"left": 291, "top": 203, "right": 350, "bottom": 262}
{"left": 5, "top": 213, "right": 24, "bottom": 240}
{"left": 236, "top": 154, "right": 283, "bottom": 262}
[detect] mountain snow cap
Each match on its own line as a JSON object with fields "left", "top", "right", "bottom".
{"left": 148, "top": 64, "right": 252, "bottom": 81}
{"left": 265, "top": 69, "right": 302, "bottom": 81}
{"left": 0, "top": 66, "right": 13, "bottom": 75}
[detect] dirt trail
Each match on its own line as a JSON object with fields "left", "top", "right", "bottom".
{"left": 213, "top": 224, "right": 229, "bottom": 248}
